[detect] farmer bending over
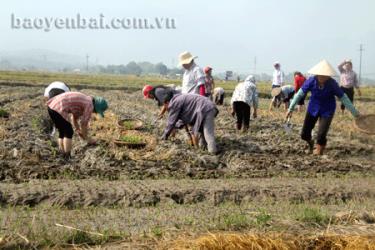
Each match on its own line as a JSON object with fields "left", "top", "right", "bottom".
{"left": 47, "top": 92, "right": 108, "bottom": 159}
{"left": 161, "top": 94, "right": 219, "bottom": 154}
{"left": 142, "top": 85, "right": 180, "bottom": 119}
{"left": 269, "top": 85, "right": 295, "bottom": 111}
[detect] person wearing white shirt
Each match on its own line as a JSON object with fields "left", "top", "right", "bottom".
{"left": 230, "top": 75, "right": 258, "bottom": 132}
{"left": 178, "top": 51, "right": 206, "bottom": 95}
{"left": 272, "top": 62, "right": 285, "bottom": 88}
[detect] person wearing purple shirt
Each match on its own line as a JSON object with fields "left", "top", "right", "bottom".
{"left": 161, "top": 94, "right": 218, "bottom": 154}
{"left": 286, "top": 60, "right": 360, "bottom": 155}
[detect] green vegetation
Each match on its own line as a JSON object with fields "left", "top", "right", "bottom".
{"left": 0, "top": 108, "right": 9, "bottom": 118}
{"left": 220, "top": 213, "right": 251, "bottom": 230}
{"left": 120, "top": 120, "right": 139, "bottom": 130}
{"left": 120, "top": 135, "right": 144, "bottom": 144}
{"left": 295, "top": 206, "right": 330, "bottom": 226}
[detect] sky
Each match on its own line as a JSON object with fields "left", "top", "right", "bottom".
{"left": 0, "top": 0, "right": 374, "bottom": 76}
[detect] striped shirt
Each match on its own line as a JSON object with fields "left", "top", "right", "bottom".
{"left": 48, "top": 92, "right": 93, "bottom": 126}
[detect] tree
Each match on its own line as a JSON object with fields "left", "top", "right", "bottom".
{"left": 155, "top": 62, "right": 168, "bottom": 75}
{"left": 125, "top": 61, "right": 142, "bottom": 76}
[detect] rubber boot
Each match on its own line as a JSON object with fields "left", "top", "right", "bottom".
{"left": 313, "top": 144, "right": 325, "bottom": 155}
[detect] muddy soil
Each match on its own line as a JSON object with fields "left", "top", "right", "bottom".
{"left": 0, "top": 86, "right": 374, "bottom": 183}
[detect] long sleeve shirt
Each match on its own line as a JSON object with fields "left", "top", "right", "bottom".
{"left": 288, "top": 76, "right": 359, "bottom": 118}
{"left": 338, "top": 62, "right": 359, "bottom": 89}
{"left": 272, "top": 69, "right": 285, "bottom": 87}
{"left": 181, "top": 63, "right": 206, "bottom": 94}
{"left": 231, "top": 81, "right": 258, "bottom": 108}
{"left": 162, "top": 94, "right": 217, "bottom": 138}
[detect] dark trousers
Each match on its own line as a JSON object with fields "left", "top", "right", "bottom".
{"left": 301, "top": 112, "right": 333, "bottom": 146}
{"left": 233, "top": 101, "right": 250, "bottom": 130}
{"left": 48, "top": 108, "right": 73, "bottom": 139}
{"left": 340, "top": 87, "right": 354, "bottom": 111}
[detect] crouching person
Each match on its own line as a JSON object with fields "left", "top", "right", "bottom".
{"left": 47, "top": 92, "right": 108, "bottom": 159}
{"left": 213, "top": 87, "right": 225, "bottom": 105}
{"left": 161, "top": 94, "right": 219, "bottom": 154}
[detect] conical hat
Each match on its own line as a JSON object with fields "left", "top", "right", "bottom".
{"left": 308, "top": 59, "right": 337, "bottom": 76}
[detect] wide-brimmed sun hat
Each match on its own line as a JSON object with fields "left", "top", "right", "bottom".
{"left": 354, "top": 114, "right": 375, "bottom": 135}
{"left": 178, "top": 51, "right": 197, "bottom": 66}
{"left": 93, "top": 96, "right": 108, "bottom": 118}
{"left": 308, "top": 59, "right": 337, "bottom": 77}
{"left": 271, "top": 87, "right": 282, "bottom": 97}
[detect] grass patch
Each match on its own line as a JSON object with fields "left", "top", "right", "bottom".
{"left": 0, "top": 108, "right": 9, "bottom": 118}
{"left": 219, "top": 213, "right": 251, "bottom": 230}
{"left": 255, "top": 210, "right": 272, "bottom": 227}
{"left": 295, "top": 207, "right": 330, "bottom": 225}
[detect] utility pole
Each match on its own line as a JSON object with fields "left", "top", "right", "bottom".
{"left": 358, "top": 44, "right": 364, "bottom": 85}
{"left": 86, "top": 54, "right": 89, "bottom": 72}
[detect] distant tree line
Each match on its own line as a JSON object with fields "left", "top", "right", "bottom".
{"left": 90, "top": 61, "right": 184, "bottom": 76}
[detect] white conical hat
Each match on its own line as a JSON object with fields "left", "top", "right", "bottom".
{"left": 308, "top": 59, "right": 337, "bottom": 76}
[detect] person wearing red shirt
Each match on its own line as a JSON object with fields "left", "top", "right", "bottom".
{"left": 294, "top": 71, "right": 306, "bottom": 112}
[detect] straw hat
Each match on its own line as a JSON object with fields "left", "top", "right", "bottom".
{"left": 271, "top": 87, "right": 282, "bottom": 97}
{"left": 354, "top": 114, "right": 375, "bottom": 135}
{"left": 178, "top": 51, "right": 197, "bottom": 66}
{"left": 308, "top": 59, "right": 337, "bottom": 76}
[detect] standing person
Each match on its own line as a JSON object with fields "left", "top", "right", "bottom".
{"left": 286, "top": 60, "right": 360, "bottom": 155}
{"left": 231, "top": 75, "right": 258, "bottom": 132}
{"left": 143, "top": 85, "right": 180, "bottom": 119}
{"left": 338, "top": 59, "right": 361, "bottom": 114}
{"left": 272, "top": 61, "right": 285, "bottom": 88}
{"left": 213, "top": 87, "right": 225, "bottom": 105}
{"left": 294, "top": 72, "right": 307, "bottom": 112}
{"left": 204, "top": 66, "right": 215, "bottom": 99}
{"left": 161, "top": 94, "right": 219, "bottom": 154}
{"left": 47, "top": 92, "right": 108, "bottom": 159}
{"left": 269, "top": 85, "right": 294, "bottom": 111}
{"left": 44, "top": 81, "right": 70, "bottom": 100}
{"left": 178, "top": 51, "right": 206, "bottom": 95}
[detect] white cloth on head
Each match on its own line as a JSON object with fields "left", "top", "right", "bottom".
{"left": 44, "top": 81, "right": 70, "bottom": 97}
{"left": 272, "top": 69, "right": 285, "bottom": 87}
{"left": 181, "top": 63, "right": 206, "bottom": 94}
{"left": 231, "top": 76, "right": 258, "bottom": 108}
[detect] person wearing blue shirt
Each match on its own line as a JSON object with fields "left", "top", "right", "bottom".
{"left": 286, "top": 60, "right": 360, "bottom": 155}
